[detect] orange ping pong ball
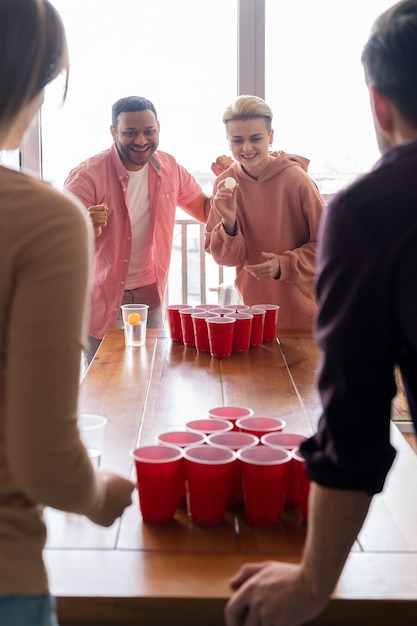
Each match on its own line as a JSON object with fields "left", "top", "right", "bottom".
{"left": 127, "top": 312, "right": 141, "bottom": 325}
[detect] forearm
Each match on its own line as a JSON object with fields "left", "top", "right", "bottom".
{"left": 205, "top": 221, "right": 246, "bottom": 266}
{"left": 278, "top": 241, "right": 317, "bottom": 283}
{"left": 300, "top": 483, "right": 372, "bottom": 600}
{"left": 182, "top": 192, "right": 211, "bottom": 223}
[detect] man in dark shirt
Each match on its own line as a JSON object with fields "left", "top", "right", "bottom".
{"left": 225, "top": 2, "right": 417, "bottom": 625}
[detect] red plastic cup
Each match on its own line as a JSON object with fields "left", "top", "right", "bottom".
{"left": 184, "top": 444, "right": 236, "bottom": 525}
{"left": 236, "top": 415, "right": 286, "bottom": 439}
{"left": 207, "top": 432, "right": 259, "bottom": 449}
{"left": 185, "top": 418, "right": 233, "bottom": 435}
{"left": 192, "top": 311, "right": 220, "bottom": 353}
{"left": 196, "top": 306, "right": 234, "bottom": 316}
{"left": 261, "top": 433, "right": 307, "bottom": 449}
{"left": 208, "top": 405, "right": 254, "bottom": 432}
{"left": 179, "top": 307, "right": 196, "bottom": 348}
{"left": 166, "top": 304, "right": 189, "bottom": 343}
{"left": 131, "top": 444, "right": 183, "bottom": 524}
{"left": 156, "top": 431, "right": 207, "bottom": 506}
{"left": 292, "top": 447, "right": 311, "bottom": 522}
{"left": 207, "top": 431, "right": 259, "bottom": 509}
{"left": 226, "top": 311, "right": 253, "bottom": 354}
{"left": 194, "top": 303, "right": 222, "bottom": 312}
{"left": 223, "top": 304, "right": 250, "bottom": 313}
{"left": 261, "top": 433, "right": 308, "bottom": 510}
{"left": 254, "top": 304, "right": 280, "bottom": 343}
{"left": 206, "top": 316, "right": 236, "bottom": 359}
{"left": 157, "top": 430, "right": 207, "bottom": 447}
{"left": 237, "top": 445, "right": 292, "bottom": 526}
{"left": 249, "top": 307, "right": 266, "bottom": 347}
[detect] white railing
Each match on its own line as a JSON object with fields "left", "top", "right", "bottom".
{"left": 166, "top": 219, "right": 237, "bottom": 307}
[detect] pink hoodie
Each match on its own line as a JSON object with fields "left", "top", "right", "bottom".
{"left": 205, "top": 152, "right": 325, "bottom": 329}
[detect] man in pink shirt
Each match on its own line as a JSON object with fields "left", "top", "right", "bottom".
{"left": 65, "top": 96, "right": 211, "bottom": 364}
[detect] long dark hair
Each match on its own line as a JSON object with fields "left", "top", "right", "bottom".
{"left": 0, "top": 0, "right": 69, "bottom": 139}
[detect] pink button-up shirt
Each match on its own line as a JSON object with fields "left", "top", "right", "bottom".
{"left": 64, "top": 144, "right": 203, "bottom": 338}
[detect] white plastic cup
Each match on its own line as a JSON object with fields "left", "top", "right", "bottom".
{"left": 78, "top": 414, "right": 108, "bottom": 468}
{"left": 121, "top": 304, "right": 149, "bottom": 347}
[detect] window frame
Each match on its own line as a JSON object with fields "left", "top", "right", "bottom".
{"left": 20, "top": 0, "right": 266, "bottom": 177}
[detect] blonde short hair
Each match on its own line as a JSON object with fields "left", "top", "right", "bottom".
{"left": 223, "top": 95, "right": 273, "bottom": 131}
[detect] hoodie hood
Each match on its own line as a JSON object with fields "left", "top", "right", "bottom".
{"left": 218, "top": 151, "right": 310, "bottom": 186}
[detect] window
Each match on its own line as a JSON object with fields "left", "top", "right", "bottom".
{"left": 265, "top": 0, "right": 395, "bottom": 193}
{"left": 41, "top": 0, "right": 397, "bottom": 195}
{"left": 43, "top": 0, "right": 238, "bottom": 191}
{"left": 42, "top": 0, "right": 239, "bottom": 304}
{"left": 28, "top": 1, "right": 398, "bottom": 303}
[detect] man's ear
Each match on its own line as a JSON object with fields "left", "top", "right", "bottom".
{"left": 110, "top": 125, "right": 117, "bottom": 140}
{"left": 370, "top": 86, "right": 393, "bottom": 133}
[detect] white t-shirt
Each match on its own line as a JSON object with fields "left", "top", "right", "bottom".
{"left": 125, "top": 164, "right": 156, "bottom": 289}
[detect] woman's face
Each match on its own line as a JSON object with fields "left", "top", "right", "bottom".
{"left": 1, "top": 90, "right": 45, "bottom": 151}
{"left": 226, "top": 117, "right": 273, "bottom": 178}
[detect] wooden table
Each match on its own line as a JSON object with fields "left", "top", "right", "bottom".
{"left": 44, "top": 329, "right": 417, "bottom": 625}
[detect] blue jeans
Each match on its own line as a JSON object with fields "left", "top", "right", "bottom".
{"left": 0, "top": 593, "right": 59, "bottom": 626}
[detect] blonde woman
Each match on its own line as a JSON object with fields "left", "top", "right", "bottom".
{"left": 0, "top": 1, "right": 134, "bottom": 624}
{"left": 205, "top": 95, "right": 325, "bottom": 330}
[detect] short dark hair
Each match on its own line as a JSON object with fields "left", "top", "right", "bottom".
{"left": 0, "top": 0, "right": 68, "bottom": 139}
{"left": 361, "top": 0, "right": 417, "bottom": 127}
{"left": 111, "top": 96, "right": 158, "bottom": 128}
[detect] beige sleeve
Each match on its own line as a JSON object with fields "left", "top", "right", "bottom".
{"left": 4, "top": 184, "right": 105, "bottom": 515}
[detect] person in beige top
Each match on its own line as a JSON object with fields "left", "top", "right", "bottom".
{"left": 0, "top": 2, "right": 134, "bottom": 624}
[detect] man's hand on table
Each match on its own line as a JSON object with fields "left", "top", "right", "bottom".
{"left": 224, "top": 560, "right": 327, "bottom": 626}
{"left": 225, "top": 485, "right": 372, "bottom": 625}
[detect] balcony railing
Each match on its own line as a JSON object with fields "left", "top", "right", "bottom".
{"left": 166, "top": 218, "right": 237, "bottom": 307}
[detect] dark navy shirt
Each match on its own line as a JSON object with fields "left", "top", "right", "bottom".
{"left": 301, "top": 137, "right": 417, "bottom": 495}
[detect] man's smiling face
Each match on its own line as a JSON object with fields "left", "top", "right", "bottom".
{"left": 111, "top": 109, "right": 160, "bottom": 170}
